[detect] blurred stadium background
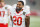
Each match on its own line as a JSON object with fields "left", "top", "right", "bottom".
{"left": 4, "top": 0, "right": 40, "bottom": 27}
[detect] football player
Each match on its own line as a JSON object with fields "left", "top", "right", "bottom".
{"left": 0, "top": 0, "right": 12, "bottom": 27}
{"left": 11, "top": 1, "right": 30, "bottom": 27}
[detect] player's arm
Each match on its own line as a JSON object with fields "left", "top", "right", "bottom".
{"left": 10, "top": 16, "right": 12, "bottom": 21}
{"left": 25, "top": 16, "right": 30, "bottom": 27}
{"left": 25, "top": 6, "right": 30, "bottom": 27}
{"left": 8, "top": 6, "right": 13, "bottom": 21}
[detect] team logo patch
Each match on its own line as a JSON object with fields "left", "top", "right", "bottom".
{"left": 23, "top": 12, "right": 26, "bottom": 15}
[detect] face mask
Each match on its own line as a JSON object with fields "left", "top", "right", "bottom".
{"left": 16, "top": 7, "right": 22, "bottom": 13}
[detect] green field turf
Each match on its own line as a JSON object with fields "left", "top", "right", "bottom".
{"left": 30, "top": 16, "right": 40, "bottom": 27}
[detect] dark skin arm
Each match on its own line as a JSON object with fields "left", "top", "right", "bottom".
{"left": 10, "top": 16, "right": 13, "bottom": 27}
{"left": 10, "top": 16, "right": 12, "bottom": 21}
{"left": 25, "top": 16, "right": 30, "bottom": 27}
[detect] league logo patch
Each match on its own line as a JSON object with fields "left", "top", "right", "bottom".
{"left": 23, "top": 12, "right": 26, "bottom": 15}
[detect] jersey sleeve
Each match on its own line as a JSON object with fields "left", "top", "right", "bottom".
{"left": 12, "top": 4, "right": 17, "bottom": 8}
{"left": 9, "top": 7, "right": 13, "bottom": 16}
{"left": 7, "top": 5, "right": 13, "bottom": 16}
{"left": 24, "top": 6, "right": 30, "bottom": 16}
{"left": 11, "top": 4, "right": 16, "bottom": 16}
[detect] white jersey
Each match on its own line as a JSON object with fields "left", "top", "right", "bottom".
{"left": 11, "top": 5, "right": 30, "bottom": 27}
{"left": 0, "top": 5, "right": 12, "bottom": 27}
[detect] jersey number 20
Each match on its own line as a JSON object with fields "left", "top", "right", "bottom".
{"left": 13, "top": 16, "right": 22, "bottom": 26}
